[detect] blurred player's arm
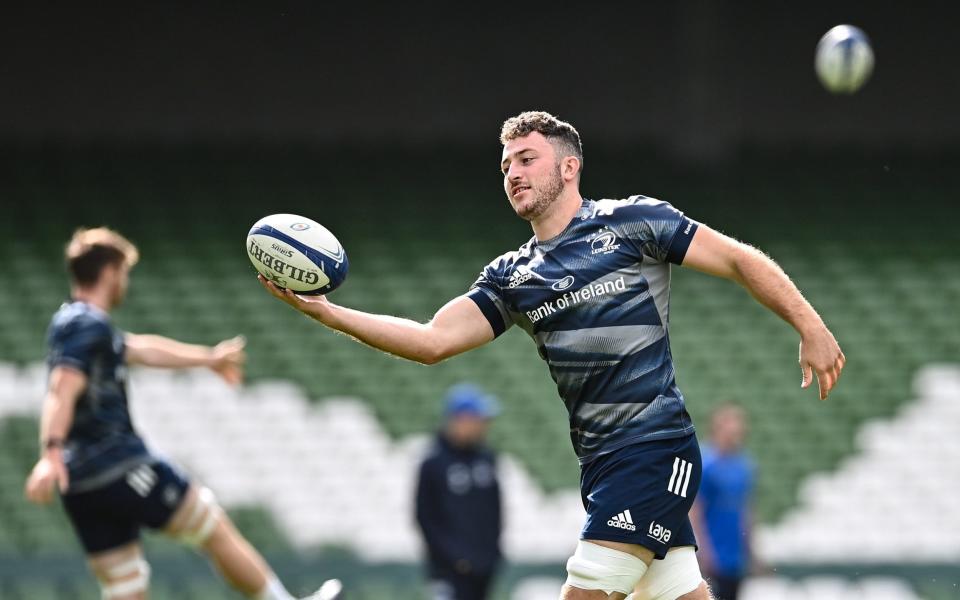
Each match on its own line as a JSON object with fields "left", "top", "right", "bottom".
{"left": 681, "top": 225, "right": 845, "bottom": 399}
{"left": 24, "top": 366, "right": 86, "bottom": 503}
{"left": 125, "top": 334, "right": 245, "bottom": 385}
{"left": 259, "top": 276, "right": 494, "bottom": 365}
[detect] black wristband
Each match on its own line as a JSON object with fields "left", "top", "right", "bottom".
{"left": 43, "top": 438, "right": 65, "bottom": 450}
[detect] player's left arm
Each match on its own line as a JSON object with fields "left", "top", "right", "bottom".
{"left": 681, "top": 225, "right": 845, "bottom": 400}
{"left": 125, "top": 334, "right": 246, "bottom": 386}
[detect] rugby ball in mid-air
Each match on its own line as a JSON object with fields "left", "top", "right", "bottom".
{"left": 246, "top": 214, "right": 348, "bottom": 295}
{"left": 815, "top": 25, "right": 874, "bottom": 94}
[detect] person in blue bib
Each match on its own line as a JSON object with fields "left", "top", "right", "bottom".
{"left": 691, "top": 404, "right": 755, "bottom": 600}
{"left": 25, "top": 227, "right": 341, "bottom": 600}
{"left": 261, "top": 111, "right": 845, "bottom": 600}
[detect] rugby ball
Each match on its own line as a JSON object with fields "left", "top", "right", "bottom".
{"left": 246, "top": 214, "right": 348, "bottom": 295}
{"left": 815, "top": 25, "right": 874, "bottom": 94}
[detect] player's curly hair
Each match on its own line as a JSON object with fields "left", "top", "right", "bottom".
{"left": 500, "top": 111, "right": 583, "bottom": 174}
{"left": 66, "top": 227, "right": 139, "bottom": 286}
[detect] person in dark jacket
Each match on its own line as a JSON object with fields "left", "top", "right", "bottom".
{"left": 416, "top": 383, "right": 502, "bottom": 600}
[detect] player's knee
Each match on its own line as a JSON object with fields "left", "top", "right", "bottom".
{"left": 95, "top": 556, "right": 151, "bottom": 599}
{"left": 565, "top": 541, "right": 649, "bottom": 596}
{"left": 168, "top": 486, "right": 222, "bottom": 548}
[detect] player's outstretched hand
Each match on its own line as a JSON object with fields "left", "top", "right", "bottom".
{"left": 210, "top": 335, "right": 246, "bottom": 387}
{"left": 24, "top": 455, "right": 69, "bottom": 504}
{"left": 799, "top": 325, "right": 845, "bottom": 400}
{"left": 258, "top": 275, "right": 333, "bottom": 323}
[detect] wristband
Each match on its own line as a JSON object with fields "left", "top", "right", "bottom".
{"left": 43, "top": 438, "right": 65, "bottom": 450}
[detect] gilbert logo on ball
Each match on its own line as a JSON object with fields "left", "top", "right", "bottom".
{"left": 246, "top": 214, "right": 348, "bottom": 295}
{"left": 815, "top": 25, "right": 874, "bottom": 94}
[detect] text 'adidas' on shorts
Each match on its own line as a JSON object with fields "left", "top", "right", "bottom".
{"left": 580, "top": 434, "right": 701, "bottom": 559}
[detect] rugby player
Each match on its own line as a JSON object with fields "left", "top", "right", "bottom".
{"left": 260, "top": 111, "right": 845, "bottom": 600}
{"left": 25, "top": 227, "right": 341, "bottom": 600}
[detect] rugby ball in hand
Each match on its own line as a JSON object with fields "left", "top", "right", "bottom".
{"left": 246, "top": 214, "right": 348, "bottom": 295}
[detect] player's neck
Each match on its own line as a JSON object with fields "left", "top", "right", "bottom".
{"left": 72, "top": 287, "right": 113, "bottom": 314}
{"left": 531, "top": 189, "right": 583, "bottom": 242}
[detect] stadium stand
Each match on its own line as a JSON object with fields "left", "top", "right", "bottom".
{"left": 758, "top": 365, "right": 960, "bottom": 563}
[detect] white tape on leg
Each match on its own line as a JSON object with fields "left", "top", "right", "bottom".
{"left": 564, "top": 541, "right": 649, "bottom": 595}
{"left": 633, "top": 546, "right": 703, "bottom": 600}
{"left": 176, "top": 487, "right": 221, "bottom": 547}
{"left": 101, "top": 558, "right": 150, "bottom": 599}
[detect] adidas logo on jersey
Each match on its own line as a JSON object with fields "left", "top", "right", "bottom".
{"left": 607, "top": 509, "right": 637, "bottom": 531}
{"left": 507, "top": 265, "right": 535, "bottom": 288}
{"left": 647, "top": 521, "right": 672, "bottom": 544}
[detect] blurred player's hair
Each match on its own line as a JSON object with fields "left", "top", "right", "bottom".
{"left": 65, "top": 227, "right": 139, "bottom": 286}
{"left": 500, "top": 111, "right": 583, "bottom": 174}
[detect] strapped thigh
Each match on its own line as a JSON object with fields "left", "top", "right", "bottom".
{"left": 169, "top": 486, "right": 221, "bottom": 547}
{"left": 632, "top": 546, "right": 703, "bottom": 600}
{"left": 565, "top": 541, "right": 650, "bottom": 595}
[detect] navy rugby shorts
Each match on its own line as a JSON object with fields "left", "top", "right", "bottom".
{"left": 62, "top": 460, "right": 191, "bottom": 554}
{"left": 580, "top": 434, "right": 701, "bottom": 559}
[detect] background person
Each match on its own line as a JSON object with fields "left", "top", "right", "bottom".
{"left": 690, "top": 404, "right": 756, "bottom": 600}
{"left": 415, "top": 383, "right": 502, "bottom": 600}
{"left": 24, "top": 227, "right": 341, "bottom": 600}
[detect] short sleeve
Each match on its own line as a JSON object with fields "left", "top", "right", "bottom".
{"left": 466, "top": 260, "right": 514, "bottom": 338}
{"left": 618, "top": 197, "right": 699, "bottom": 264}
{"left": 48, "top": 317, "right": 112, "bottom": 375}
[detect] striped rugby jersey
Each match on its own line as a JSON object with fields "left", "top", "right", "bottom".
{"left": 46, "top": 301, "right": 151, "bottom": 493}
{"left": 467, "top": 196, "right": 699, "bottom": 464}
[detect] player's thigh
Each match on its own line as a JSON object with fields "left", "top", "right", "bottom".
{"left": 587, "top": 539, "right": 656, "bottom": 563}
{"left": 163, "top": 484, "right": 201, "bottom": 533}
{"left": 163, "top": 481, "right": 223, "bottom": 547}
{"left": 633, "top": 546, "right": 704, "bottom": 600}
{"left": 88, "top": 540, "right": 150, "bottom": 600}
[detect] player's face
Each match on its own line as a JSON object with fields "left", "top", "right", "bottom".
{"left": 501, "top": 132, "right": 564, "bottom": 222}
{"left": 712, "top": 409, "right": 747, "bottom": 452}
{"left": 447, "top": 414, "right": 490, "bottom": 447}
{"left": 107, "top": 263, "right": 131, "bottom": 307}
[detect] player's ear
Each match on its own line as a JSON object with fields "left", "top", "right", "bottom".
{"left": 98, "top": 263, "right": 118, "bottom": 284}
{"left": 561, "top": 156, "right": 581, "bottom": 182}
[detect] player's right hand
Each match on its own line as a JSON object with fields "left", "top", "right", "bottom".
{"left": 258, "top": 275, "right": 335, "bottom": 323}
{"left": 799, "top": 325, "right": 846, "bottom": 400}
{"left": 24, "top": 454, "right": 69, "bottom": 504}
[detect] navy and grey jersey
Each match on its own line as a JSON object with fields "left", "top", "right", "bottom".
{"left": 46, "top": 301, "right": 150, "bottom": 494}
{"left": 467, "top": 197, "right": 699, "bottom": 464}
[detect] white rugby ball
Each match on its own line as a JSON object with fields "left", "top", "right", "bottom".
{"left": 815, "top": 25, "right": 874, "bottom": 94}
{"left": 246, "top": 214, "right": 348, "bottom": 295}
